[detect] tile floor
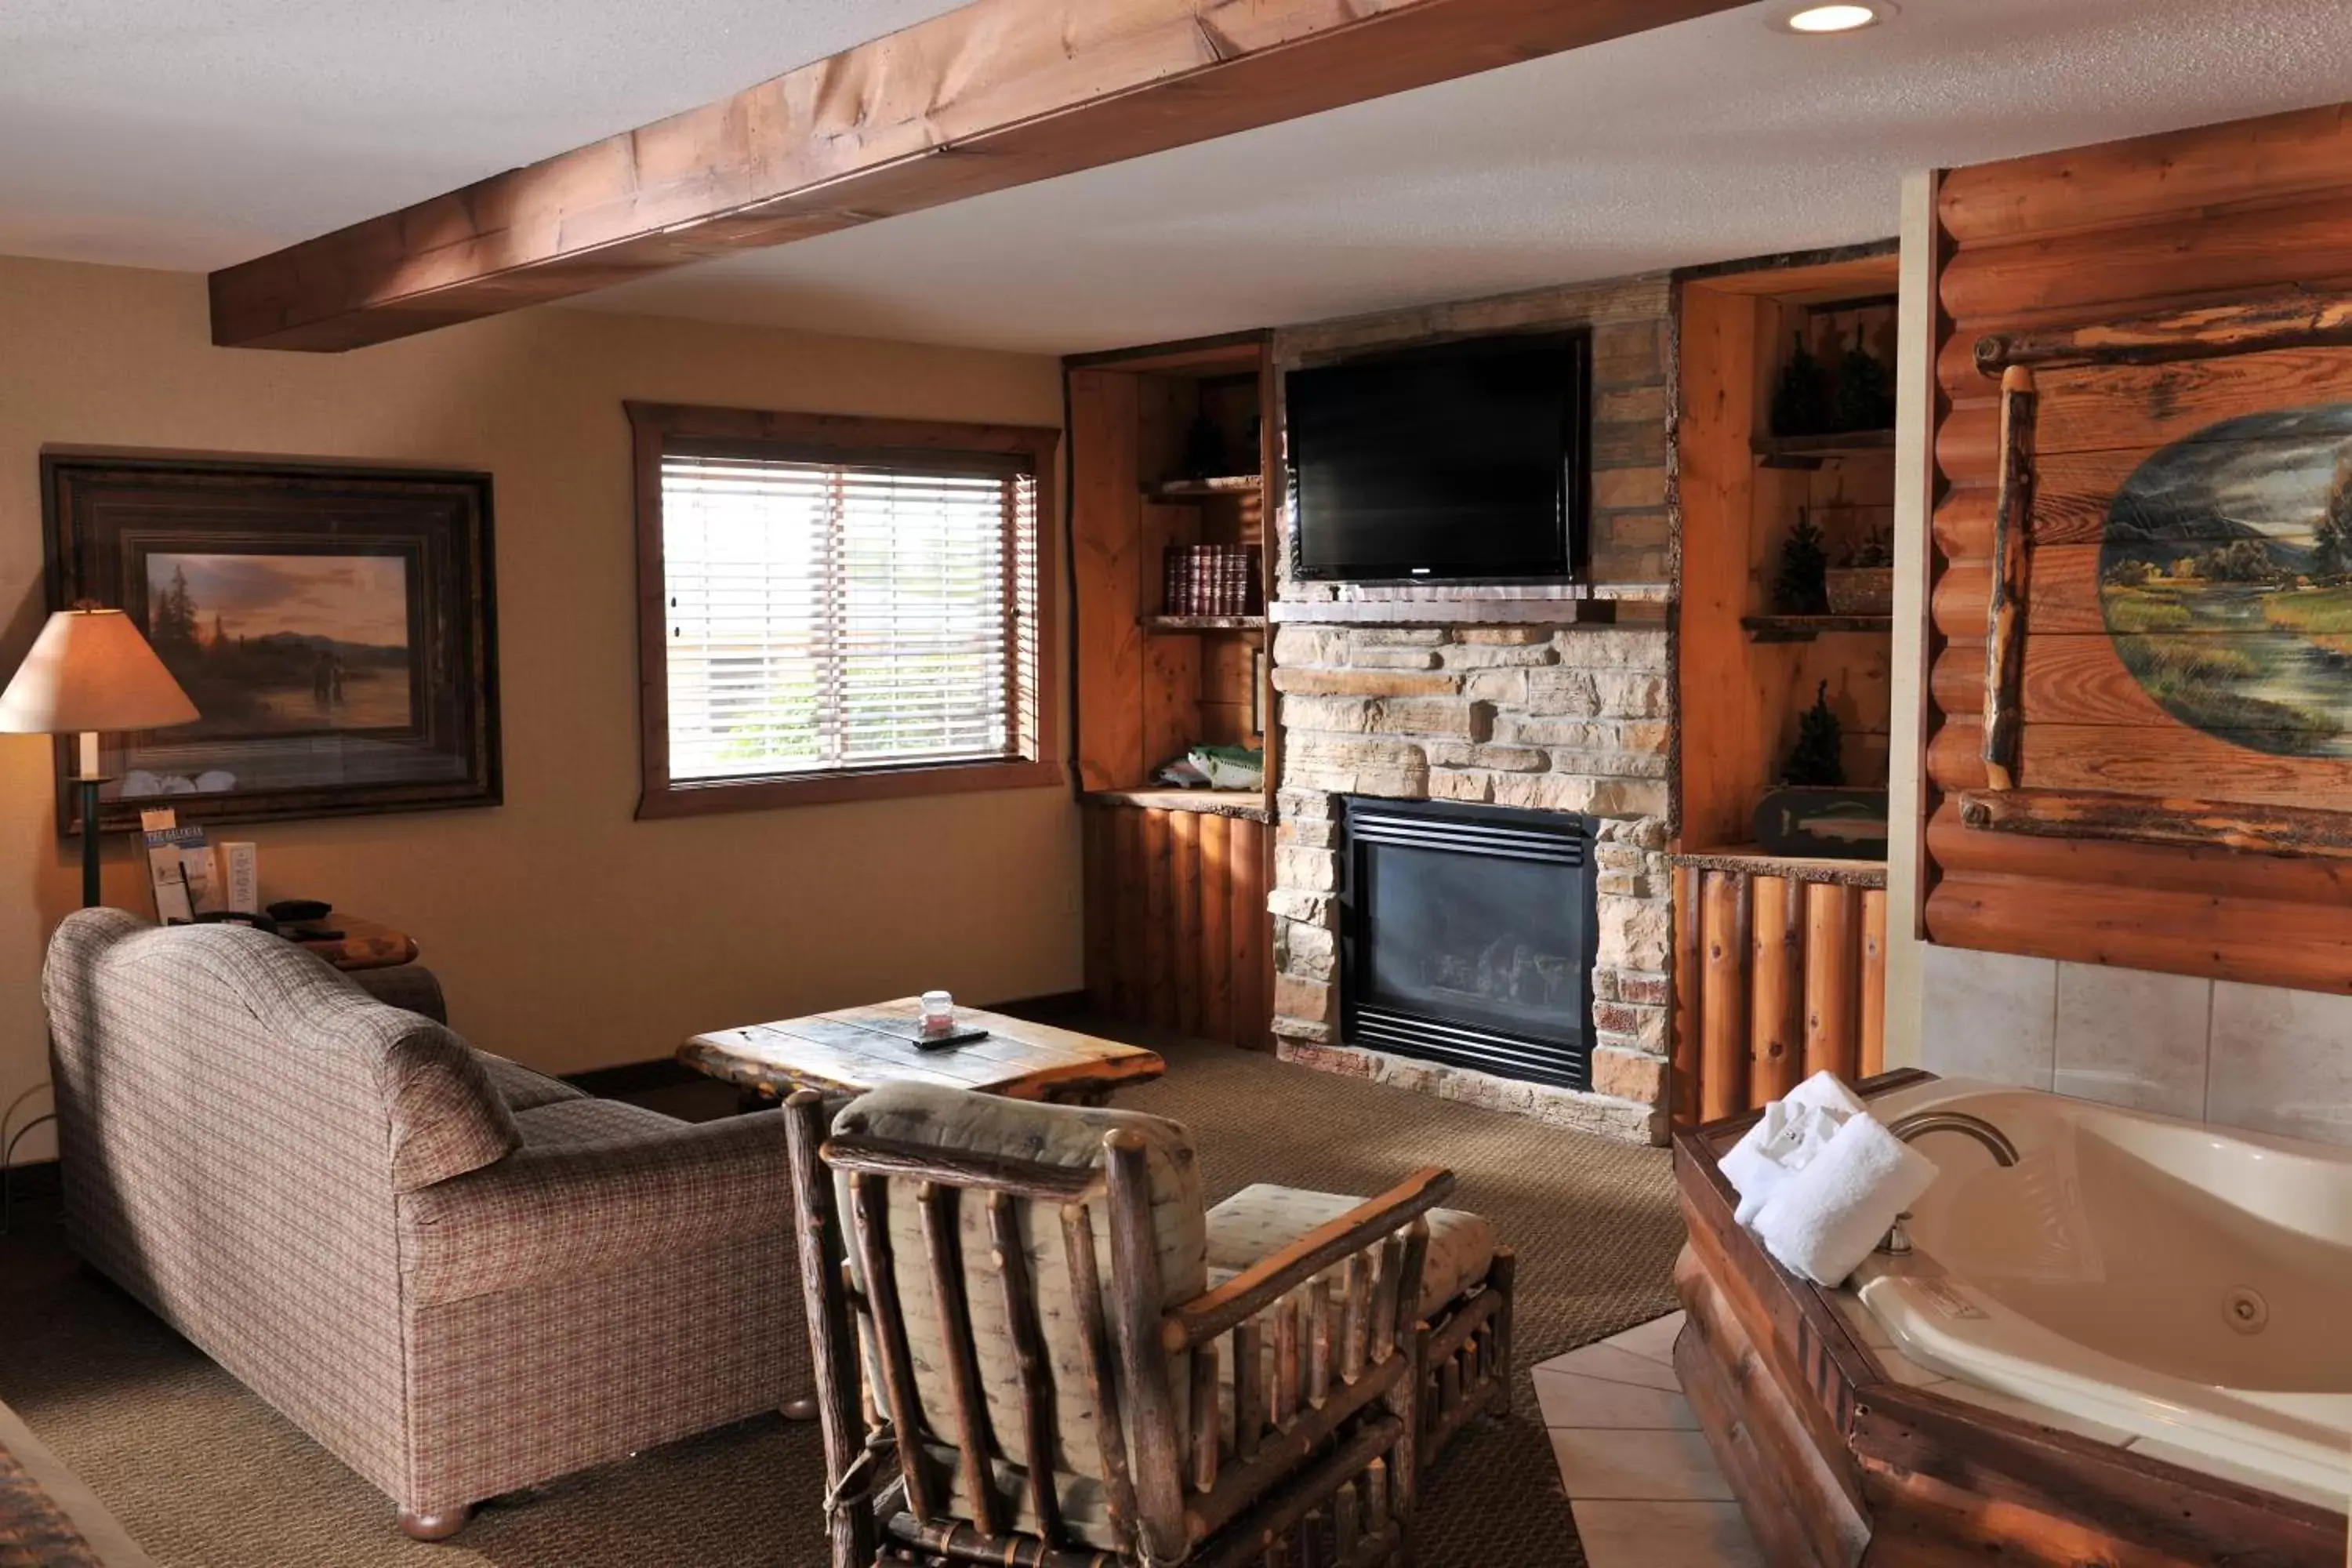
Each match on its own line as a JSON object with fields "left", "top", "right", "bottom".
{"left": 1538, "top": 1310, "right": 1764, "bottom": 1568}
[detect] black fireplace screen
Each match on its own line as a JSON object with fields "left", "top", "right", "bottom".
{"left": 1340, "top": 797, "right": 1596, "bottom": 1091}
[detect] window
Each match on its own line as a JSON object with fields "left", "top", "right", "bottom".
{"left": 630, "top": 405, "right": 1060, "bottom": 815}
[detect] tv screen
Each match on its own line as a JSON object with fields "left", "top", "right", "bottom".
{"left": 1287, "top": 330, "right": 1589, "bottom": 582}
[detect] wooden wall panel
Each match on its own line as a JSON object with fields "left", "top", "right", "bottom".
{"left": 1748, "top": 877, "right": 1806, "bottom": 1105}
{"left": 1230, "top": 818, "right": 1271, "bottom": 1051}
{"left": 1859, "top": 889, "right": 1888, "bottom": 1078}
{"left": 1698, "top": 871, "right": 1751, "bottom": 1123}
{"left": 1082, "top": 801, "right": 1274, "bottom": 1051}
{"left": 1802, "top": 884, "right": 1861, "bottom": 1083}
{"left": 1070, "top": 371, "right": 1145, "bottom": 791}
{"left": 1922, "top": 100, "right": 2352, "bottom": 991}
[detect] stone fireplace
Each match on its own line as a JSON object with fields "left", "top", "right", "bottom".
{"left": 1265, "top": 272, "right": 1675, "bottom": 1145}
{"left": 1265, "top": 622, "right": 1673, "bottom": 1145}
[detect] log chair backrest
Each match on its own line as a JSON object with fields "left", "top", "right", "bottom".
{"left": 783, "top": 1084, "right": 1450, "bottom": 1568}
{"left": 786, "top": 1083, "right": 1207, "bottom": 1559}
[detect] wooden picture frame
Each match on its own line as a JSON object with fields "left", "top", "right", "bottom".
{"left": 43, "top": 453, "right": 501, "bottom": 833}
{"left": 1958, "top": 290, "right": 2352, "bottom": 860}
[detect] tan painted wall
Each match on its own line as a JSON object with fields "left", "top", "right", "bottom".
{"left": 0, "top": 256, "right": 1080, "bottom": 1161}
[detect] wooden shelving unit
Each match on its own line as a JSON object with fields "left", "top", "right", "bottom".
{"left": 1748, "top": 430, "right": 1896, "bottom": 469}
{"left": 1739, "top": 614, "right": 1894, "bottom": 644}
{"left": 1681, "top": 256, "right": 1900, "bottom": 849}
{"left": 1675, "top": 249, "right": 1903, "bottom": 1127}
{"left": 1065, "top": 331, "right": 1279, "bottom": 1051}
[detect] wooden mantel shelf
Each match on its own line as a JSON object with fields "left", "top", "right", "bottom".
{"left": 1269, "top": 593, "right": 1665, "bottom": 627}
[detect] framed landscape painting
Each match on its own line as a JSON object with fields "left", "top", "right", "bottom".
{"left": 42, "top": 455, "right": 500, "bottom": 832}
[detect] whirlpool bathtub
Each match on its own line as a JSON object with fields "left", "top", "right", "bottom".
{"left": 1849, "top": 1077, "right": 2352, "bottom": 1506}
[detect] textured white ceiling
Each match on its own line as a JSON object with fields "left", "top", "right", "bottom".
{"left": 0, "top": 0, "right": 953, "bottom": 267}
{"left": 7, "top": 0, "right": 2352, "bottom": 354}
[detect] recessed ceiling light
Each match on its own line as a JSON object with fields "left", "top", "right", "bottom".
{"left": 1774, "top": 2, "right": 1894, "bottom": 34}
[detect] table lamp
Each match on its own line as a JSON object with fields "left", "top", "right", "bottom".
{"left": 0, "top": 604, "right": 199, "bottom": 907}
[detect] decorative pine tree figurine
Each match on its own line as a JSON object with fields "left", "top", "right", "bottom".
{"left": 1835, "top": 321, "right": 1896, "bottom": 432}
{"left": 1770, "top": 329, "right": 1831, "bottom": 437}
{"left": 1784, "top": 681, "right": 1846, "bottom": 787}
{"left": 1773, "top": 506, "right": 1831, "bottom": 615}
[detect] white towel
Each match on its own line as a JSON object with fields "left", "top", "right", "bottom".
{"left": 1722, "top": 1103, "right": 1838, "bottom": 1225}
{"left": 1719, "top": 1071, "right": 1868, "bottom": 1225}
{"left": 1750, "top": 1112, "right": 1940, "bottom": 1287}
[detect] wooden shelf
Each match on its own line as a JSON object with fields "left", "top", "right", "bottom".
{"left": 1740, "top": 614, "right": 1893, "bottom": 643}
{"left": 1083, "top": 787, "right": 1271, "bottom": 822}
{"left": 1749, "top": 430, "right": 1895, "bottom": 469}
{"left": 1147, "top": 474, "right": 1263, "bottom": 499}
{"left": 1141, "top": 614, "right": 1265, "bottom": 634}
{"left": 1670, "top": 843, "right": 1886, "bottom": 889}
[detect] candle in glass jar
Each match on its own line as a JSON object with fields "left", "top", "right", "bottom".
{"left": 920, "top": 990, "right": 954, "bottom": 1039}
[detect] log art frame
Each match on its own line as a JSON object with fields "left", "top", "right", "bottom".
{"left": 1958, "top": 291, "right": 2352, "bottom": 859}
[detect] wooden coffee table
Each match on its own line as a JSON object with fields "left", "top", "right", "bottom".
{"left": 678, "top": 998, "right": 1164, "bottom": 1106}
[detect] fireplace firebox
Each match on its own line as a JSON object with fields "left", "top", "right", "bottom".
{"left": 1338, "top": 797, "right": 1597, "bottom": 1091}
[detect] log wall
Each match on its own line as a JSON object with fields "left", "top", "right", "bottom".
{"left": 1923, "top": 102, "right": 2352, "bottom": 992}
{"left": 1671, "top": 862, "right": 1886, "bottom": 1123}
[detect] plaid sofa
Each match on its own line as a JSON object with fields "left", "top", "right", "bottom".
{"left": 42, "top": 909, "right": 804, "bottom": 1534}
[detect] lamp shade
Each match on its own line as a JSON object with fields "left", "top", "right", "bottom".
{"left": 0, "top": 607, "right": 199, "bottom": 735}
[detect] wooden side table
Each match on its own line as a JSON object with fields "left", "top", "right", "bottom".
{"left": 292, "top": 915, "right": 418, "bottom": 971}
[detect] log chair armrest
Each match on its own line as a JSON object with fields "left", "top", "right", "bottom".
{"left": 397, "top": 1109, "right": 789, "bottom": 1305}
{"left": 1163, "top": 1167, "right": 1454, "bottom": 1354}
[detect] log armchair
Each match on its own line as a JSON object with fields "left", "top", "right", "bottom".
{"left": 782, "top": 1083, "right": 1457, "bottom": 1567}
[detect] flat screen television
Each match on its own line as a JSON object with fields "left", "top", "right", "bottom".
{"left": 1287, "top": 329, "right": 1590, "bottom": 582}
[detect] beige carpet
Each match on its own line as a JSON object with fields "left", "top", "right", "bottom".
{"left": 0, "top": 1034, "right": 1683, "bottom": 1566}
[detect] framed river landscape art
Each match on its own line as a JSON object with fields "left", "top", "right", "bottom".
{"left": 1958, "top": 296, "right": 2352, "bottom": 862}
{"left": 42, "top": 455, "right": 500, "bottom": 831}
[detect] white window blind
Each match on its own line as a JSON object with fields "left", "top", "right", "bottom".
{"left": 659, "top": 445, "right": 1040, "bottom": 782}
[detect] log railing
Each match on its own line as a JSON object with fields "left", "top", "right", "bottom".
{"left": 1669, "top": 856, "right": 1889, "bottom": 1124}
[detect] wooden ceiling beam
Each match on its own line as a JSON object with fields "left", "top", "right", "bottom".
{"left": 209, "top": 0, "right": 1744, "bottom": 351}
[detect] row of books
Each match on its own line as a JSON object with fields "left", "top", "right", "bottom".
{"left": 1160, "top": 543, "right": 1264, "bottom": 618}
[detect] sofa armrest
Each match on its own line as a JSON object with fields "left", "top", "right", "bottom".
{"left": 396, "top": 1109, "right": 788, "bottom": 1307}
{"left": 345, "top": 963, "right": 447, "bottom": 1025}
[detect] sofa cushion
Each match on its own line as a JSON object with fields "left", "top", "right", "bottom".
{"left": 1205, "top": 1183, "right": 1497, "bottom": 1320}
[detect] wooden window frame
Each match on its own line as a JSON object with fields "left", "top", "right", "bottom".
{"left": 629, "top": 402, "right": 1063, "bottom": 818}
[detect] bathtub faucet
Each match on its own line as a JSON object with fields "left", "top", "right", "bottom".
{"left": 1876, "top": 1111, "right": 2021, "bottom": 1256}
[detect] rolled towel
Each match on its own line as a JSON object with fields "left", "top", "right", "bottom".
{"left": 1750, "top": 1112, "right": 1939, "bottom": 1287}
{"left": 1722, "top": 1102, "right": 1842, "bottom": 1225}
{"left": 1719, "top": 1071, "right": 1867, "bottom": 1225}
{"left": 1787, "top": 1069, "right": 1867, "bottom": 1119}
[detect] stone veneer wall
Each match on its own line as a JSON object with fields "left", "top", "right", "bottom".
{"left": 1265, "top": 274, "right": 1678, "bottom": 1145}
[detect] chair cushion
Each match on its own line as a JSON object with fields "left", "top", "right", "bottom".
{"left": 1204, "top": 1183, "right": 1497, "bottom": 1320}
